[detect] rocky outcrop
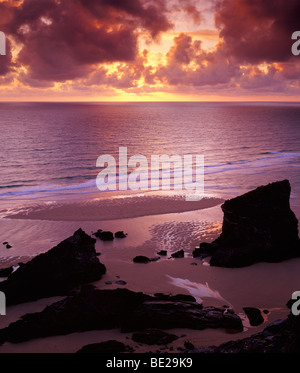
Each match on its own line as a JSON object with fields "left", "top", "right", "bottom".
{"left": 77, "top": 340, "right": 133, "bottom": 353}
{"left": 0, "top": 285, "right": 243, "bottom": 344}
{"left": 187, "top": 297, "right": 300, "bottom": 353}
{"left": 132, "top": 329, "right": 178, "bottom": 345}
{"left": 133, "top": 256, "right": 151, "bottom": 263}
{"left": 115, "top": 231, "right": 127, "bottom": 238}
{"left": 2, "top": 242, "right": 12, "bottom": 249}
{"left": 198, "top": 180, "right": 300, "bottom": 267}
{"left": 122, "top": 302, "right": 242, "bottom": 333}
{"left": 132, "top": 256, "right": 160, "bottom": 263}
{"left": 153, "top": 293, "right": 196, "bottom": 302}
{"left": 0, "top": 266, "right": 14, "bottom": 277}
{"left": 157, "top": 250, "right": 167, "bottom": 256}
{"left": 93, "top": 230, "right": 114, "bottom": 241}
{"left": 243, "top": 307, "right": 264, "bottom": 326}
{"left": 171, "top": 250, "right": 184, "bottom": 258}
{"left": 0, "top": 229, "right": 106, "bottom": 305}
{"left": 187, "top": 318, "right": 296, "bottom": 353}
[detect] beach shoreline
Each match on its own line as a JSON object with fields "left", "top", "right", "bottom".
{"left": 0, "top": 200, "right": 299, "bottom": 353}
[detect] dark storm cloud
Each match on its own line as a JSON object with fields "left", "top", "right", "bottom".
{"left": 215, "top": 0, "right": 300, "bottom": 64}
{"left": 0, "top": 1, "right": 16, "bottom": 76}
{"left": 78, "top": 0, "right": 173, "bottom": 39}
{"left": 0, "top": 38, "right": 14, "bottom": 76}
{"left": 0, "top": 0, "right": 299, "bottom": 95}
{"left": 154, "top": 0, "right": 300, "bottom": 92}
{"left": 2, "top": 0, "right": 173, "bottom": 82}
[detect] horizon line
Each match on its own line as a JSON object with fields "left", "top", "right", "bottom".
{"left": 0, "top": 100, "right": 299, "bottom": 104}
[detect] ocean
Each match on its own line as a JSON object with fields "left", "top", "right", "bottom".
{"left": 0, "top": 101, "right": 299, "bottom": 220}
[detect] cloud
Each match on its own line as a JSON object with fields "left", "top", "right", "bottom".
{"left": 153, "top": 0, "right": 300, "bottom": 94}
{"left": 2, "top": 0, "right": 174, "bottom": 83}
{"left": 215, "top": 0, "right": 300, "bottom": 64}
{"left": 0, "top": 0, "right": 299, "bottom": 98}
{"left": 0, "top": 37, "right": 14, "bottom": 76}
{"left": 155, "top": 32, "right": 241, "bottom": 87}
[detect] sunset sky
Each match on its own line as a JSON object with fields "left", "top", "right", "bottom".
{"left": 0, "top": 0, "right": 300, "bottom": 101}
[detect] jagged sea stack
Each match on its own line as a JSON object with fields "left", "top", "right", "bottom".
{"left": 0, "top": 228, "right": 106, "bottom": 305}
{"left": 199, "top": 180, "right": 300, "bottom": 267}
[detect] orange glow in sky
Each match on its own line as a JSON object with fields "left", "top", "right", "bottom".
{"left": 0, "top": 0, "right": 299, "bottom": 101}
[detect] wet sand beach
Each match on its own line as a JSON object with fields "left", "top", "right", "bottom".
{"left": 0, "top": 200, "right": 299, "bottom": 353}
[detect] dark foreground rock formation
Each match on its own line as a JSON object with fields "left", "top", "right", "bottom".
{"left": 187, "top": 300, "right": 300, "bottom": 353}
{"left": 196, "top": 180, "right": 300, "bottom": 267}
{"left": 77, "top": 340, "right": 133, "bottom": 353}
{"left": 0, "top": 266, "right": 14, "bottom": 277}
{"left": 0, "top": 285, "right": 243, "bottom": 345}
{"left": 132, "top": 328, "right": 179, "bottom": 345}
{"left": 0, "top": 229, "right": 106, "bottom": 305}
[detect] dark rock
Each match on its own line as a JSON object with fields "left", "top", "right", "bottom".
{"left": 171, "top": 250, "right": 184, "bottom": 258}
{"left": 184, "top": 341, "right": 195, "bottom": 350}
{"left": 76, "top": 340, "right": 132, "bottom": 353}
{"left": 157, "top": 250, "right": 167, "bottom": 256}
{"left": 243, "top": 307, "right": 264, "bottom": 326}
{"left": 153, "top": 293, "right": 171, "bottom": 300}
{"left": 188, "top": 318, "right": 300, "bottom": 353}
{"left": 192, "top": 244, "right": 213, "bottom": 259}
{"left": 154, "top": 293, "right": 196, "bottom": 302}
{"left": 0, "top": 229, "right": 106, "bottom": 305}
{"left": 115, "top": 231, "right": 127, "bottom": 238}
{"left": 122, "top": 303, "right": 243, "bottom": 333}
{"left": 133, "top": 256, "right": 151, "bottom": 263}
{"left": 105, "top": 281, "right": 113, "bottom": 285}
{"left": 171, "top": 294, "right": 196, "bottom": 302}
{"left": 0, "top": 286, "right": 243, "bottom": 344}
{"left": 94, "top": 230, "right": 114, "bottom": 241}
{"left": 186, "top": 295, "right": 300, "bottom": 353}
{"left": 6, "top": 244, "right": 12, "bottom": 249}
{"left": 2, "top": 242, "right": 8, "bottom": 245}
{"left": 93, "top": 229, "right": 102, "bottom": 236}
{"left": 115, "top": 280, "right": 127, "bottom": 285}
{"left": 0, "top": 266, "right": 14, "bottom": 277}
{"left": 132, "top": 329, "right": 178, "bottom": 345}
{"left": 201, "top": 180, "right": 300, "bottom": 267}
{"left": 150, "top": 257, "right": 160, "bottom": 262}
{"left": 192, "top": 248, "right": 201, "bottom": 258}
{"left": 133, "top": 256, "right": 160, "bottom": 263}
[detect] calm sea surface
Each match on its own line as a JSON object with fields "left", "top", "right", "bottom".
{"left": 0, "top": 102, "right": 299, "bottom": 218}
